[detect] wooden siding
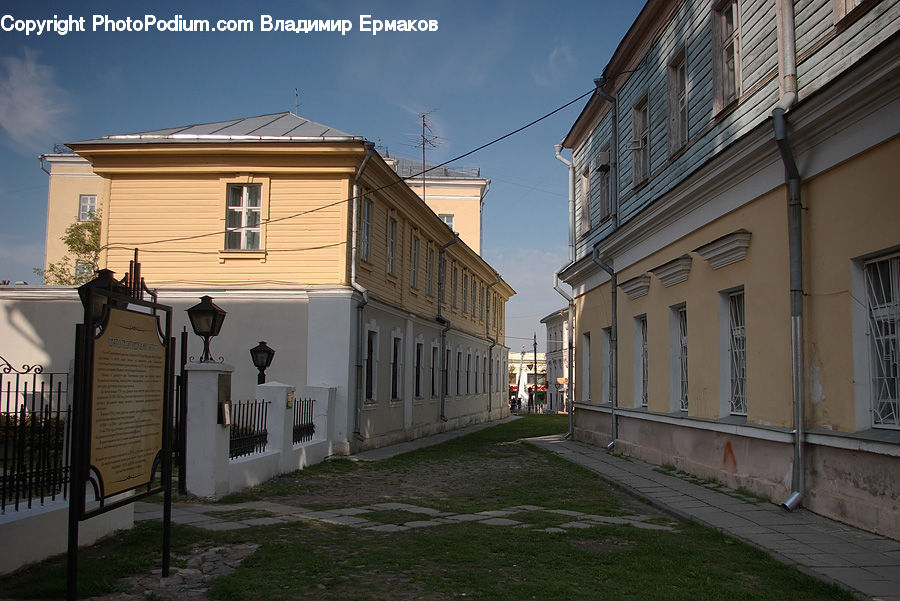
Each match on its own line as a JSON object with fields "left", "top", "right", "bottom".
{"left": 572, "top": 0, "right": 898, "bottom": 262}
{"left": 103, "top": 173, "right": 350, "bottom": 286}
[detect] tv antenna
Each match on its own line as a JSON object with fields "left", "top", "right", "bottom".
{"left": 409, "top": 110, "right": 442, "bottom": 203}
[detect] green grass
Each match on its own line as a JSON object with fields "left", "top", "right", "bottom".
{"left": 0, "top": 415, "right": 853, "bottom": 601}
{"left": 654, "top": 465, "right": 769, "bottom": 505}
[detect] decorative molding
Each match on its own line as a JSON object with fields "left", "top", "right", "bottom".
{"left": 649, "top": 254, "right": 692, "bottom": 287}
{"left": 695, "top": 229, "right": 751, "bottom": 269}
{"left": 619, "top": 274, "right": 651, "bottom": 299}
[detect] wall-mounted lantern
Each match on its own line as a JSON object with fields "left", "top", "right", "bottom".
{"left": 250, "top": 341, "right": 275, "bottom": 384}
{"left": 186, "top": 295, "right": 227, "bottom": 363}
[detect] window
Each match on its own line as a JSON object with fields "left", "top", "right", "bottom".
{"left": 582, "top": 332, "right": 591, "bottom": 402}
{"left": 580, "top": 166, "right": 591, "bottom": 235}
{"left": 466, "top": 352, "right": 472, "bottom": 394}
{"left": 865, "top": 255, "right": 900, "bottom": 428}
{"left": 728, "top": 291, "right": 747, "bottom": 415}
{"left": 601, "top": 327, "right": 612, "bottom": 404}
{"left": 387, "top": 217, "right": 397, "bottom": 275}
{"left": 75, "top": 260, "right": 94, "bottom": 279}
{"left": 78, "top": 194, "right": 96, "bottom": 221}
{"left": 834, "top": 0, "right": 865, "bottom": 21}
{"left": 444, "top": 349, "right": 451, "bottom": 395}
{"left": 714, "top": 0, "right": 741, "bottom": 111}
{"left": 391, "top": 336, "right": 402, "bottom": 400}
{"left": 427, "top": 246, "right": 435, "bottom": 295}
{"left": 479, "top": 284, "right": 485, "bottom": 321}
{"left": 598, "top": 147, "right": 611, "bottom": 221}
{"left": 671, "top": 306, "right": 689, "bottom": 412}
{"left": 361, "top": 197, "right": 372, "bottom": 262}
{"left": 225, "top": 184, "right": 261, "bottom": 250}
{"left": 472, "top": 280, "right": 477, "bottom": 319}
{"left": 632, "top": 97, "right": 650, "bottom": 185}
{"left": 483, "top": 357, "right": 487, "bottom": 393}
{"left": 365, "top": 330, "right": 378, "bottom": 402}
{"left": 456, "top": 351, "right": 462, "bottom": 395}
{"left": 452, "top": 265, "right": 458, "bottom": 308}
{"left": 411, "top": 236, "right": 420, "bottom": 289}
{"left": 439, "top": 214, "right": 454, "bottom": 231}
{"left": 431, "top": 346, "right": 439, "bottom": 397}
{"left": 414, "top": 343, "right": 423, "bottom": 399}
{"left": 462, "top": 273, "right": 469, "bottom": 314}
{"left": 669, "top": 49, "right": 689, "bottom": 154}
{"left": 637, "top": 316, "right": 648, "bottom": 407}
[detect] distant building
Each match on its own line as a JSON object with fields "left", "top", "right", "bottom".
{"left": 507, "top": 347, "right": 546, "bottom": 406}
{"left": 558, "top": 0, "right": 900, "bottom": 537}
{"left": 541, "top": 307, "right": 571, "bottom": 413}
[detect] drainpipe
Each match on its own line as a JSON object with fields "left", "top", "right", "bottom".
{"left": 554, "top": 145, "right": 575, "bottom": 264}
{"left": 486, "top": 275, "right": 501, "bottom": 416}
{"left": 437, "top": 234, "right": 459, "bottom": 422}
{"left": 351, "top": 142, "right": 376, "bottom": 440}
{"left": 554, "top": 270, "right": 575, "bottom": 439}
{"left": 593, "top": 77, "right": 618, "bottom": 229}
{"left": 772, "top": 0, "right": 804, "bottom": 512}
{"left": 592, "top": 246, "right": 617, "bottom": 450}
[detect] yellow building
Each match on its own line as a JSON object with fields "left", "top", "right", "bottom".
{"left": 58, "top": 112, "right": 513, "bottom": 453}
{"left": 559, "top": 0, "right": 899, "bottom": 537}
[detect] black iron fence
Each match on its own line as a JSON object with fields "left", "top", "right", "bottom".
{"left": 1, "top": 358, "right": 70, "bottom": 513}
{"left": 229, "top": 400, "right": 269, "bottom": 459}
{"left": 292, "top": 397, "right": 315, "bottom": 444}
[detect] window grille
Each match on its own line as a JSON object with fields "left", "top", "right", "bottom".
{"left": 639, "top": 316, "right": 648, "bottom": 407}
{"left": 728, "top": 291, "right": 747, "bottom": 415}
{"left": 678, "top": 307, "right": 689, "bottom": 412}
{"left": 866, "top": 256, "right": 900, "bottom": 428}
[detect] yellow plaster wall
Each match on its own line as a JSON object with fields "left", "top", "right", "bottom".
{"left": 44, "top": 160, "right": 104, "bottom": 271}
{"left": 406, "top": 182, "right": 483, "bottom": 254}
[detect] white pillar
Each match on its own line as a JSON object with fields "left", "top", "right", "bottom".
{"left": 256, "top": 381, "right": 293, "bottom": 472}
{"left": 184, "top": 362, "right": 234, "bottom": 498}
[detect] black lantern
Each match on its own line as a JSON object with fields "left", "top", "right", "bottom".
{"left": 77, "top": 269, "right": 124, "bottom": 322}
{"left": 186, "top": 295, "right": 227, "bottom": 363}
{"left": 250, "top": 341, "right": 275, "bottom": 384}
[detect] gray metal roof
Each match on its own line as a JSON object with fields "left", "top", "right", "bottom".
{"left": 72, "top": 112, "right": 362, "bottom": 144}
{"left": 386, "top": 155, "right": 483, "bottom": 179}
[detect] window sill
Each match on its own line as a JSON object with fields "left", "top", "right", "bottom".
{"left": 219, "top": 249, "right": 266, "bottom": 262}
{"left": 362, "top": 399, "right": 377, "bottom": 409}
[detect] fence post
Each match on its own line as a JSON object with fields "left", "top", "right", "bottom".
{"left": 255, "top": 381, "right": 292, "bottom": 472}
{"left": 184, "top": 362, "right": 233, "bottom": 498}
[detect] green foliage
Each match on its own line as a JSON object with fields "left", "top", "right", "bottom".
{"left": 33, "top": 212, "right": 101, "bottom": 285}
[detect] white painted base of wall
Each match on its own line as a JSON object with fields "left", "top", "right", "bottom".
{"left": 0, "top": 499, "right": 133, "bottom": 575}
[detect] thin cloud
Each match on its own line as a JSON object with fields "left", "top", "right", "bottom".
{"left": 531, "top": 42, "right": 575, "bottom": 88}
{"left": 0, "top": 49, "right": 70, "bottom": 153}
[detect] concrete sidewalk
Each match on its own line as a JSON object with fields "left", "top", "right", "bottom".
{"left": 527, "top": 434, "right": 900, "bottom": 601}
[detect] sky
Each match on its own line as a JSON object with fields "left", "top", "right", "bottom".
{"left": 0, "top": 0, "right": 642, "bottom": 350}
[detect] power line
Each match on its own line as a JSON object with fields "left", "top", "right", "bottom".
{"left": 98, "top": 88, "right": 595, "bottom": 253}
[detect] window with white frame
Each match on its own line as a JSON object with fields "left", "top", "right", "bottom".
{"left": 582, "top": 332, "right": 591, "bottom": 402}
{"left": 365, "top": 330, "right": 378, "bottom": 402}
{"left": 444, "top": 349, "right": 451, "bottom": 395}
{"left": 728, "top": 290, "right": 747, "bottom": 415}
{"left": 714, "top": 0, "right": 741, "bottom": 111}
{"left": 467, "top": 352, "right": 472, "bottom": 394}
{"left": 474, "top": 354, "right": 479, "bottom": 394}
{"left": 601, "top": 327, "right": 612, "bottom": 404}
{"left": 580, "top": 166, "right": 591, "bottom": 235}
{"left": 387, "top": 217, "right": 397, "bottom": 275}
{"left": 456, "top": 351, "right": 462, "bottom": 395}
{"left": 361, "top": 197, "right": 372, "bottom": 262}
{"left": 391, "top": 336, "right": 402, "bottom": 400}
{"left": 637, "top": 315, "right": 648, "bottom": 407}
{"left": 225, "top": 184, "right": 261, "bottom": 250}
{"left": 483, "top": 357, "right": 488, "bottom": 393}
{"left": 439, "top": 214, "right": 455, "bottom": 231}
{"left": 673, "top": 305, "right": 688, "bottom": 412}
{"left": 471, "top": 280, "right": 477, "bottom": 319}
{"left": 411, "top": 236, "right": 420, "bottom": 289}
{"left": 415, "top": 342, "right": 424, "bottom": 399}
{"left": 632, "top": 97, "right": 650, "bottom": 185}
{"left": 598, "top": 146, "right": 611, "bottom": 221}
{"left": 462, "top": 272, "right": 469, "bottom": 314}
{"left": 452, "top": 265, "right": 458, "bottom": 308}
{"left": 479, "top": 284, "right": 485, "bottom": 321}
{"left": 865, "top": 255, "right": 900, "bottom": 428}
{"left": 669, "top": 48, "right": 689, "bottom": 154}
{"left": 431, "top": 346, "right": 438, "bottom": 397}
{"left": 426, "top": 246, "right": 435, "bottom": 295}
{"left": 78, "top": 194, "right": 97, "bottom": 221}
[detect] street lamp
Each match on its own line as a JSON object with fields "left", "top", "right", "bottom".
{"left": 186, "top": 295, "right": 227, "bottom": 363}
{"left": 249, "top": 341, "right": 275, "bottom": 384}
{"left": 77, "top": 269, "right": 125, "bottom": 322}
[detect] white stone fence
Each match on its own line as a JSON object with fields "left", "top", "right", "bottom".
{"left": 184, "top": 362, "right": 334, "bottom": 499}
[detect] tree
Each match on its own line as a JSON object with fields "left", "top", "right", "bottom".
{"left": 34, "top": 212, "right": 101, "bottom": 285}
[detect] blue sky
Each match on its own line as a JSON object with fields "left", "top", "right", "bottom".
{"left": 0, "top": 0, "right": 641, "bottom": 349}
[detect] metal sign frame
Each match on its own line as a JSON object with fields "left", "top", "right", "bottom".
{"left": 67, "top": 255, "right": 174, "bottom": 601}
